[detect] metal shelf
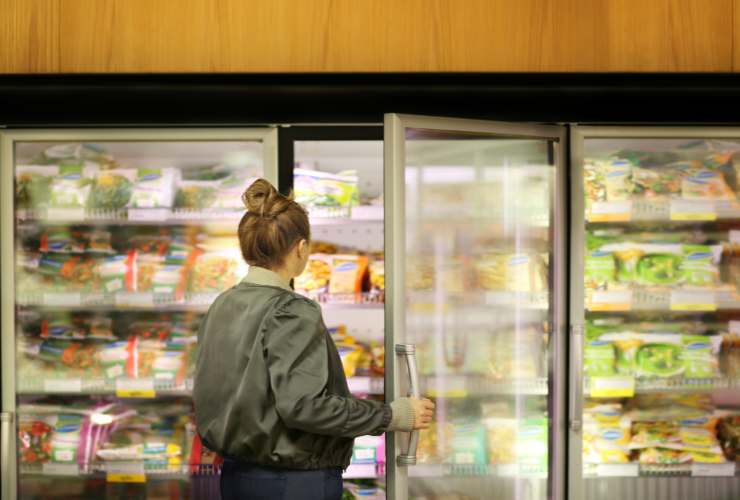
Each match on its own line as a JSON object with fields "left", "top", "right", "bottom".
{"left": 586, "top": 288, "right": 740, "bottom": 312}
{"left": 586, "top": 199, "right": 740, "bottom": 224}
{"left": 584, "top": 462, "right": 739, "bottom": 478}
{"left": 410, "top": 463, "right": 546, "bottom": 479}
{"left": 421, "top": 376, "right": 548, "bottom": 397}
{"left": 18, "top": 376, "right": 382, "bottom": 397}
{"left": 16, "top": 208, "right": 245, "bottom": 226}
{"left": 19, "top": 462, "right": 384, "bottom": 480}
{"left": 584, "top": 377, "right": 740, "bottom": 397}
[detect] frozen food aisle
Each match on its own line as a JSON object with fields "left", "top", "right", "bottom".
{"left": 574, "top": 131, "right": 740, "bottom": 500}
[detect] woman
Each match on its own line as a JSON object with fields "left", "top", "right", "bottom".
{"left": 194, "top": 179, "right": 434, "bottom": 500}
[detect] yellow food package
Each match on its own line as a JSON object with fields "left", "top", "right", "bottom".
{"left": 328, "top": 255, "right": 368, "bottom": 295}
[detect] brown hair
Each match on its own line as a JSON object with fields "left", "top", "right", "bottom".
{"left": 238, "top": 179, "right": 310, "bottom": 269}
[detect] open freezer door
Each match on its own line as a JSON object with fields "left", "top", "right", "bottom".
{"left": 384, "top": 114, "right": 566, "bottom": 500}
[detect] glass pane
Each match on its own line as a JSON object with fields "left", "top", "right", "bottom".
{"left": 13, "top": 138, "right": 264, "bottom": 498}
{"left": 581, "top": 137, "right": 740, "bottom": 486}
{"left": 293, "top": 140, "right": 387, "bottom": 495}
{"left": 403, "top": 129, "right": 555, "bottom": 500}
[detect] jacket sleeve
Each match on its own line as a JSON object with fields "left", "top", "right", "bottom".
{"left": 264, "top": 296, "right": 391, "bottom": 438}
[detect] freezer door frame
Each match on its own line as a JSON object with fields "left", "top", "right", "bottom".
{"left": 0, "top": 127, "right": 277, "bottom": 500}
{"left": 569, "top": 125, "right": 740, "bottom": 500}
{"left": 384, "top": 114, "right": 567, "bottom": 500}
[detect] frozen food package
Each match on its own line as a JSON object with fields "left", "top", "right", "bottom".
{"left": 585, "top": 251, "right": 616, "bottom": 290}
{"left": 605, "top": 159, "right": 633, "bottom": 201}
{"left": 584, "top": 159, "right": 607, "bottom": 205}
{"left": 680, "top": 335, "right": 721, "bottom": 378}
{"left": 294, "top": 168, "right": 359, "bottom": 209}
{"left": 328, "top": 255, "right": 368, "bottom": 295}
{"left": 97, "top": 251, "right": 136, "bottom": 294}
{"left": 97, "top": 339, "right": 135, "bottom": 380}
{"left": 582, "top": 403, "right": 631, "bottom": 464}
{"left": 49, "top": 165, "right": 96, "bottom": 208}
{"left": 416, "top": 422, "right": 454, "bottom": 464}
{"left": 189, "top": 239, "right": 247, "bottom": 293}
{"left": 351, "top": 435, "right": 382, "bottom": 465}
{"left": 445, "top": 422, "right": 488, "bottom": 466}
{"left": 407, "top": 257, "right": 435, "bottom": 290}
{"left": 212, "top": 172, "right": 257, "bottom": 210}
{"left": 638, "top": 447, "right": 690, "bottom": 465}
{"left": 681, "top": 168, "right": 735, "bottom": 201}
{"left": 633, "top": 333, "right": 684, "bottom": 379}
{"left": 629, "top": 422, "right": 682, "bottom": 450}
{"left": 39, "top": 228, "right": 86, "bottom": 254}
{"left": 584, "top": 338, "right": 617, "bottom": 377}
{"left": 484, "top": 417, "right": 517, "bottom": 465}
{"left": 681, "top": 245, "right": 722, "bottom": 287}
{"left": 295, "top": 254, "right": 333, "bottom": 294}
{"left": 88, "top": 169, "right": 136, "bottom": 210}
{"left": 38, "top": 254, "right": 98, "bottom": 291}
{"left": 515, "top": 418, "right": 549, "bottom": 470}
{"left": 85, "top": 229, "right": 115, "bottom": 254}
{"left": 16, "top": 166, "right": 58, "bottom": 209}
{"left": 631, "top": 166, "right": 683, "bottom": 198}
{"left": 368, "top": 259, "right": 385, "bottom": 292}
{"left": 18, "top": 414, "right": 86, "bottom": 465}
{"left": 130, "top": 168, "right": 177, "bottom": 208}
{"left": 34, "top": 143, "right": 116, "bottom": 168}
{"left": 474, "top": 253, "right": 548, "bottom": 293}
{"left": 174, "top": 180, "right": 219, "bottom": 209}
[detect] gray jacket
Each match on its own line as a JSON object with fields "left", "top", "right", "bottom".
{"left": 194, "top": 267, "right": 396, "bottom": 469}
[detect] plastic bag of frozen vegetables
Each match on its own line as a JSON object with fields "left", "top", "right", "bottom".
{"left": 16, "top": 166, "right": 57, "bottom": 209}
{"left": 88, "top": 169, "right": 136, "bottom": 210}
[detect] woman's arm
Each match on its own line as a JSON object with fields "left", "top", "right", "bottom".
{"left": 265, "top": 296, "right": 412, "bottom": 438}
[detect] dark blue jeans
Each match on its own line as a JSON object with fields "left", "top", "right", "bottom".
{"left": 220, "top": 458, "right": 343, "bottom": 500}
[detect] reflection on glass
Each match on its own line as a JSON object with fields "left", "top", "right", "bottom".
{"left": 13, "top": 140, "right": 263, "bottom": 493}
{"left": 403, "top": 132, "right": 554, "bottom": 500}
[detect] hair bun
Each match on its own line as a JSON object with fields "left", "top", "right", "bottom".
{"left": 243, "top": 178, "right": 288, "bottom": 218}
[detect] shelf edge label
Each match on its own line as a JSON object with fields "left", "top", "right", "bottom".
{"left": 115, "top": 379, "right": 156, "bottom": 398}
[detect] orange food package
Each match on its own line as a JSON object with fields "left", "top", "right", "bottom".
{"left": 328, "top": 255, "right": 368, "bottom": 295}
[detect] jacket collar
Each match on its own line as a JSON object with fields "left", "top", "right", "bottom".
{"left": 243, "top": 266, "right": 292, "bottom": 291}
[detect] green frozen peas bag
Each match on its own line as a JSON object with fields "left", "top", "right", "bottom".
{"left": 584, "top": 339, "right": 616, "bottom": 377}
{"left": 635, "top": 336, "right": 684, "bottom": 378}
{"left": 635, "top": 253, "right": 683, "bottom": 286}
{"left": 681, "top": 245, "right": 721, "bottom": 287}
{"left": 681, "top": 335, "right": 720, "bottom": 379}
{"left": 585, "top": 251, "right": 616, "bottom": 290}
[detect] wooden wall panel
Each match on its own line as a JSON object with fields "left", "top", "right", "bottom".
{"left": 0, "top": 0, "right": 60, "bottom": 73}
{"left": 0, "top": 0, "right": 735, "bottom": 73}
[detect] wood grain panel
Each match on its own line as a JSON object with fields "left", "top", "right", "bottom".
{"left": 0, "top": 0, "right": 735, "bottom": 73}
{"left": 0, "top": 0, "right": 60, "bottom": 73}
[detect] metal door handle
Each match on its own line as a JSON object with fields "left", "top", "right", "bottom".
{"left": 395, "top": 343, "right": 419, "bottom": 466}
{"left": 569, "top": 326, "right": 584, "bottom": 433}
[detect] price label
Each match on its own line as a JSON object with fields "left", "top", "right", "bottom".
{"left": 43, "top": 379, "right": 82, "bottom": 393}
{"left": 596, "top": 463, "right": 639, "bottom": 477}
{"left": 128, "top": 208, "right": 171, "bottom": 221}
{"left": 588, "top": 291, "right": 632, "bottom": 312}
{"left": 45, "top": 208, "right": 86, "bottom": 222}
{"left": 115, "top": 292, "right": 154, "bottom": 308}
{"left": 691, "top": 462, "right": 735, "bottom": 477}
{"left": 107, "top": 473, "right": 146, "bottom": 483}
{"left": 115, "top": 379, "right": 155, "bottom": 398}
{"left": 670, "top": 200, "right": 716, "bottom": 221}
{"left": 43, "top": 293, "right": 81, "bottom": 307}
{"left": 590, "top": 376, "right": 635, "bottom": 398}
{"left": 588, "top": 201, "right": 632, "bottom": 222}
{"left": 670, "top": 291, "right": 716, "bottom": 312}
{"left": 42, "top": 463, "right": 79, "bottom": 476}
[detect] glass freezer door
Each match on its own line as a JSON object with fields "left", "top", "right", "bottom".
{"left": 384, "top": 115, "right": 566, "bottom": 500}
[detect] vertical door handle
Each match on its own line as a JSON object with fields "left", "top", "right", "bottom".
{"left": 569, "top": 326, "right": 584, "bottom": 433}
{"left": 395, "top": 343, "right": 419, "bottom": 466}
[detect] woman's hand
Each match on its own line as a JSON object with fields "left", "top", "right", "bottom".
{"left": 410, "top": 398, "right": 435, "bottom": 430}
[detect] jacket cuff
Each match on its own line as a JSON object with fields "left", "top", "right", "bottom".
{"left": 387, "top": 398, "right": 415, "bottom": 432}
